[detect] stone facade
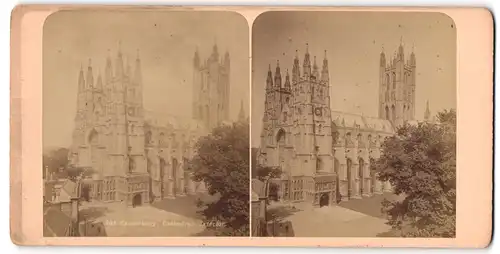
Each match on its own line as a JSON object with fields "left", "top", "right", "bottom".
{"left": 68, "top": 44, "right": 230, "bottom": 206}
{"left": 192, "top": 44, "right": 231, "bottom": 130}
{"left": 257, "top": 42, "right": 418, "bottom": 205}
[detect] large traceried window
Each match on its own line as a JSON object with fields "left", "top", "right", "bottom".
{"left": 391, "top": 105, "right": 396, "bottom": 122}
{"left": 385, "top": 73, "right": 390, "bottom": 91}
{"left": 145, "top": 131, "right": 152, "bottom": 145}
{"left": 392, "top": 72, "right": 396, "bottom": 89}
{"left": 276, "top": 129, "right": 286, "bottom": 171}
{"left": 88, "top": 129, "right": 99, "bottom": 166}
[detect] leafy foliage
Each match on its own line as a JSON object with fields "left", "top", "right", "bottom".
{"left": 255, "top": 165, "right": 282, "bottom": 181}
{"left": 43, "top": 147, "right": 70, "bottom": 179}
{"left": 254, "top": 164, "right": 282, "bottom": 202}
{"left": 372, "top": 109, "right": 456, "bottom": 237}
{"left": 189, "top": 121, "right": 250, "bottom": 236}
{"left": 65, "top": 166, "right": 95, "bottom": 181}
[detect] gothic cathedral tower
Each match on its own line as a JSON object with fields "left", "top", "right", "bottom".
{"left": 259, "top": 44, "right": 336, "bottom": 205}
{"left": 192, "top": 44, "right": 231, "bottom": 129}
{"left": 70, "top": 45, "right": 147, "bottom": 185}
{"left": 378, "top": 39, "right": 417, "bottom": 127}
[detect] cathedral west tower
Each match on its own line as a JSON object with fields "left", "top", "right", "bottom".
{"left": 258, "top": 44, "right": 337, "bottom": 207}
{"left": 378, "top": 38, "right": 417, "bottom": 127}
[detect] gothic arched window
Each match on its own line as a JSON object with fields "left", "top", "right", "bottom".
{"left": 357, "top": 133, "right": 363, "bottom": 147}
{"left": 392, "top": 72, "right": 396, "bottom": 89}
{"left": 391, "top": 105, "right": 396, "bottom": 122}
{"left": 385, "top": 74, "right": 390, "bottom": 91}
{"left": 145, "top": 131, "right": 152, "bottom": 145}
{"left": 88, "top": 129, "right": 99, "bottom": 165}
{"left": 159, "top": 132, "right": 165, "bottom": 147}
{"left": 276, "top": 129, "right": 286, "bottom": 171}
{"left": 276, "top": 129, "right": 286, "bottom": 145}
{"left": 345, "top": 132, "right": 352, "bottom": 147}
{"left": 316, "top": 157, "right": 324, "bottom": 173}
{"left": 332, "top": 130, "right": 340, "bottom": 146}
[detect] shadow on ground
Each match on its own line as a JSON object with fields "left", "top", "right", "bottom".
{"left": 151, "top": 193, "right": 218, "bottom": 220}
{"left": 264, "top": 204, "right": 302, "bottom": 237}
{"left": 338, "top": 193, "right": 401, "bottom": 218}
{"left": 79, "top": 206, "right": 109, "bottom": 221}
{"left": 267, "top": 204, "right": 302, "bottom": 222}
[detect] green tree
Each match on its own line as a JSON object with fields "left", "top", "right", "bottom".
{"left": 255, "top": 165, "right": 282, "bottom": 181}
{"left": 43, "top": 147, "right": 69, "bottom": 179}
{"left": 373, "top": 109, "right": 456, "bottom": 237}
{"left": 189, "top": 121, "right": 250, "bottom": 236}
{"left": 254, "top": 164, "right": 282, "bottom": 202}
{"left": 65, "top": 166, "right": 95, "bottom": 181}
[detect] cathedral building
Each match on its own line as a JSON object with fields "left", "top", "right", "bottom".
{"left": 257, "top": 41, "right": 418, "bottom": 206}
{"left": 192, "top": 44, "right": 231, "bottom": 129}
{"left": 68, "top": 44, "right": 232, "bottom": 206}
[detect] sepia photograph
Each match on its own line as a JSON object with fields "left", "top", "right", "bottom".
{"left": 42, "top": 9, "right": 250, "bottom": 237}
{"left": 251, "top": 11, "right": 457, "bottom": 237}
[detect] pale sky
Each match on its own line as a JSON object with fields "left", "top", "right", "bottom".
{"left": 251, "top": 11, "right": 457, "bottom": 147}
{"left": 43, "top": 10, "right": 249, "bottom": 149}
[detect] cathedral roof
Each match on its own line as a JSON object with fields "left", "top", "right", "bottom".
{"left": 144, "top": 111, "right": 205, "bottom": 132}
{"left": 331, "top": 111, "right": 395, "bottom": 134}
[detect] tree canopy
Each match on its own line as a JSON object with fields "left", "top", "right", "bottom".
{"left": 254, "top": 164, "right": 282, "bottom": 181}
{"left": 373, "top": 109, "right": 456, "bottom": 237}
{"left": 43, "top": 147, "right": 69, "bottom": 179}
{"left": 189, "top": 121, "right": 250, "bottom": 236}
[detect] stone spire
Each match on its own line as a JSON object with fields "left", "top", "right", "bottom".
{"left": 78, "top": 64, "right": 85, "bottom": 91}
{"left": 211, "top": 42, "right": 219, "bottom": 61}
{"left": 86, "top": 59, "right": 94, "bottom": 89}
{"left": 303, "top": 43, "right": 311, "bottom": 77}
{"left": 96, "top": 71, "right": 103, "bottom": 90}
{"left": 134, "top": 49, "right": 142, "bottom": 86}
{"left": 266, "top": 64, "right": 273, "bottom": 90}
{"left": 284, "top": 69, "right": 291, "bottom": 90}
{"left": 115, "top": 41, "right": 124, "bottom": 77}
{"left": 410, "top": 43, "right": 416, "bottom": 66}
{"left": 274, "top": 60, "right": 282, "bottom": 88}
{"left": 312, "top": 56, "right": 319, "bottom": 78}
{"left": 105, "top": 49, "right": 113, "bottom": 84}
{"left": 292, "top": 49, "right": 300, "bottom": 83}
{"left": 321, "top": 50, "right": 329, "bottom": 82}
{"left": 424, "top": 100, "right": 431, "bottom": 121}
{"left": 380, "top": 45, "right": 386, "bottom": 67}
{"left": 193, "top": 47, "right": 200, "bottom": 69}
{"left": 398, "top": 36, "right": 405, "bottom": 61}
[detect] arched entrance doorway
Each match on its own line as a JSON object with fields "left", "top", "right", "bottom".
{"left": 319, "top": 193, "right": 329, "bottom": 207}
{"left": 132, "top": 193, "right": 142, "bottom": 207}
